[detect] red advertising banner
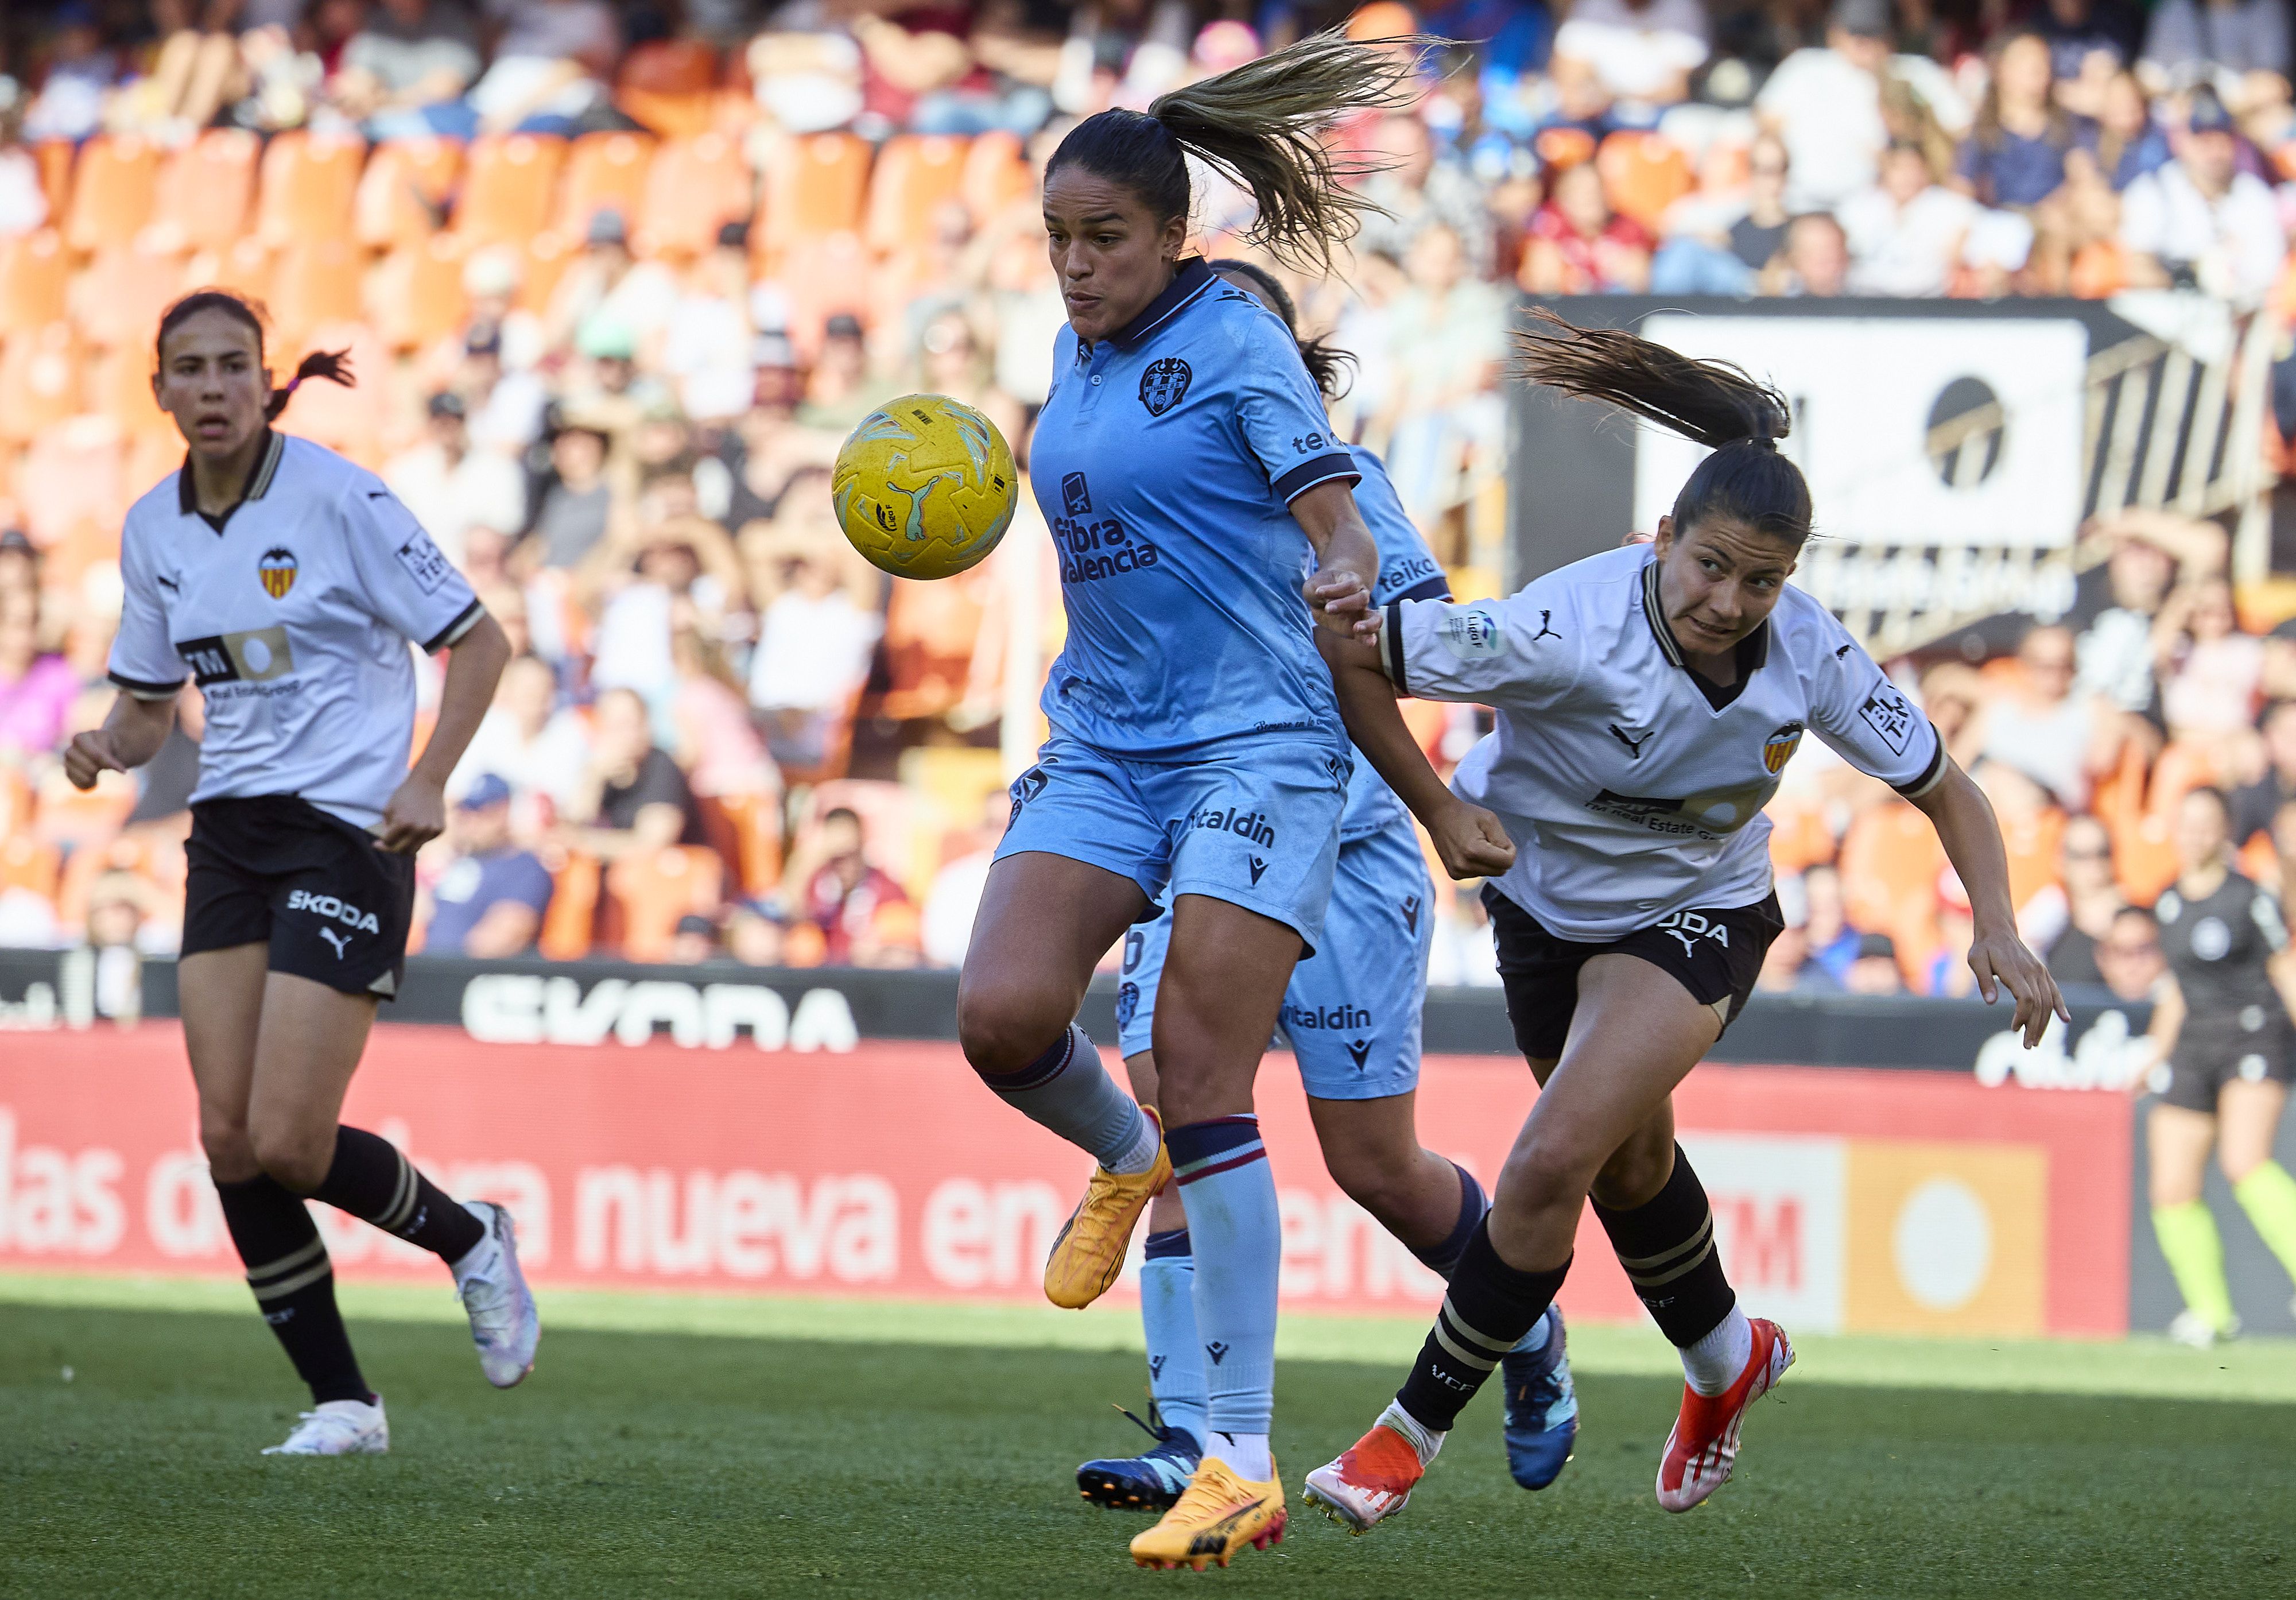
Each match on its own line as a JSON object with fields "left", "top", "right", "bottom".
{"left": 0, "top": 1025, "right": 2130, "bottom": 1335}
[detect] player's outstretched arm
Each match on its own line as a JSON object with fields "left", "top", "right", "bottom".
{"left": 1317, "top": 627, "right": 1513, "bottom": 881}
{"left": 1907, "top": 755, "right": 2071, "bottom": 1047}
{"left": 1293, "top": 480, "right": 1380, "bottom": 642}
{"left": 379, "top": 611, "right": 513, "bottom": 853}
{"left": 64, "top": 690, "right": 177, "bottom": 791}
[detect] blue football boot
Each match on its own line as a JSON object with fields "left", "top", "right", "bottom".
{"left": 1500, "top": 1305, "right": 1578, "bottom": 1490}
{"left": 1077, "top": 1404, "right": 1203, "bottom": 1512}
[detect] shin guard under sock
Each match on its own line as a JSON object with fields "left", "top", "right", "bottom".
{"left": 973, "top": 1024, "right": 1157, "bottom": 1172}
{"left": 1167, "top": 1117, "right": 1279, "bottom": 1444}
{"left": 1395, "top": 1218, "right": 1569, "bottom": 1434}
{"left": 1411, "top": 1161, "right": 1487, "bottom": 1279}
{"left": 307, "top": 1126, "right": 484, "bottom": 1262}
{"left": 1138, "top": 1229, "right": 1207, "bottom": 1451}
{"left": 1592, "top": 1144, "right": 1738, "bottom": 1348}
{"left": 214, "top": 1173, "right": 368, "bottom": 1405}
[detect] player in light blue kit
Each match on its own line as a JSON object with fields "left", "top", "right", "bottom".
{"left": 1072, "top": 261, "right": 1576, "bottom": 1517}
{"left": 952, "top": 33, "right": 1429, "bottom": 1569}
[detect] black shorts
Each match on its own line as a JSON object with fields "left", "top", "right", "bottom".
{"left": 2154, "top": 1009, "right": 2296, "bottom": 1112}
{"left": 1486, "top": 885, "right": 1783, "bottom": 1063}
{"left": 183, "top": 796, "right": 416, "bottom": 1000}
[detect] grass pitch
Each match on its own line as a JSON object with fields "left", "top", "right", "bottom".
{"left": 3, "top": 1278, "right": 2293, "bottom": 1599}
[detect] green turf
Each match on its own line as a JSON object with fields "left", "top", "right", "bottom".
{"left": 5, "top": 1287, "right": 2295, "bottom": 1599}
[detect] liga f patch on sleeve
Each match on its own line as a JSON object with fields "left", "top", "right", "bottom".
{"left": 395, "top": 531, "right": 452, "bottom": 595}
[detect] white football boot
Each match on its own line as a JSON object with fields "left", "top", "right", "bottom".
{"left": 263, "top": 1396, "right": 389, "bottom": 1456}
{"left": 453, "top": 1200, "right": 540, "bottom": 1388}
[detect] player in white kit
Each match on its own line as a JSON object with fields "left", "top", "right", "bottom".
{"left": 1299, "top": 313, "right": 2067, "bottom": 1531}
{"left": 65, "top": 291, "right": 534, "bottom": 1456}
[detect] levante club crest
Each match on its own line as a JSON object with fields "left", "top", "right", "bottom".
{"left": 1763, "top": 721, "right": 1805, "bottom": 774}
{"left": 258, "top": 547, "right": 297, "bottom": 599}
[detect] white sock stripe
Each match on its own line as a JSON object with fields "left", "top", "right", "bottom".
{"left": 377, "top": 1152, "right": 420, "bottom": 1233}
{"left": 1438, "top": 1297, "right": 1519, "bottom": 1358}
{"left": 1612, "top": 1210, "right": 1715, "bottom": 1276}
{"left": 1430, "top": 1319, "right": 1503, "bottom": 1373}
{"left": 243, "top": 1235, "right": 327, "bottom": 1284}
{"left": 250, "top": 1257, "right": 332, "bottom": 1301}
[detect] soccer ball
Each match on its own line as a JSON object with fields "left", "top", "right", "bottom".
{"left": 832, "top": 394, "right": 1019, "bottom": 580}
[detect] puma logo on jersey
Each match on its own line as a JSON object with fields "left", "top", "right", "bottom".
{"left": 1248, "top": 857, "right": 1268, "bottom": 885}
{"left": 1401, "top": 894, "right": 1421, "bottom": 932}
{"left": 1345, "top": 1039, "right": 1372, "bottom": 1069}
{"left": 1608, "top": 723, "right": 1654, "bottom": 758}
{"left": 155, "top": 574, "right": 180, "bottom": 592}
{"left": 1531, "top": 609, "right": 1561, "bottom": 642}
{"left": 317, "top": 927, "right": 350, "bottom": 959}
{"left": 1834, "top": 642, "right": 1853, "bottom": 658}
{"left": 289, "top": 889, "right": 382, "bottom": 933}
{"left": 1205, "top": 1341, "right": 1229, "bottom": 1366}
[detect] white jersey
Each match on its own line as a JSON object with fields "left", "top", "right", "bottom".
{"left": 107, "top": 431, "right": 484, "bottom": 830}
{"left": 1382, "top": 544, "right": 1945, "bottom": 940}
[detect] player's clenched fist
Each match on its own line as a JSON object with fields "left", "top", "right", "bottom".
{"left": 1428, "top": 798, "right": 1515, "bottom": 881}
{"left": 63, "top": 730, "right": 126, "bottom": 792}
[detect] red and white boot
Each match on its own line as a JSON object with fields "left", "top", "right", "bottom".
{"left": 1656, "top": 1317, "right": 1794, "bottom": 1512}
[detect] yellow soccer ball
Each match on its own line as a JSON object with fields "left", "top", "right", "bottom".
{"left": 832, "top": 393, "right": 1019, "bottom": 580}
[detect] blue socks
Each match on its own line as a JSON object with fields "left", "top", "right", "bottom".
{"left": 1413, "top": 1160, "right": 1487, "bottom": 1277}
{"left": 1138, "top": 1229, "right": 1207, "bottom": 1451}
{"left": 1166, "top": 1115, "right": 1280, "bottom": 1446}
{"left": 972, "top": 1024, "right": 1159, "bottom": 1173}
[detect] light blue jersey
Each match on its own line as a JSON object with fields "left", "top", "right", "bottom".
{"left": 1339, "top": 447, "right": 1450, "bottom": 843}
{"left": 1030, "top": 257, "right": 1363, "bottom": 758}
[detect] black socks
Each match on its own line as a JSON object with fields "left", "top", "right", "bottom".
{"left": 1395, "top": 1219, "right": 1568, "bottom": 1433}
{"left": 307, "top": 1126, "right": 485, "bottom": 1263}
{"left": 214, "top": 1173, "right": 369, "bottom": 1405}
{"left": 1591, "top": 1144, "right": 1737, "bottom": 1348}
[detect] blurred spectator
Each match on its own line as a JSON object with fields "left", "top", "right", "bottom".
{"left": 1652, "top": 133, "right": 1793, "bottom": 294}
{"left": 22, "top": 5, "right": 116, "bottom": 142}
{"left": 421, "top": 774, "right": 554, "bottom": 958}
{"left": 2097, "top": 68, "right": 2173, "bottom": 188}
{"left": 385, "top": 393, "right": 526, "bottom": 568}
{"left": 1956, "top": 32, "right": 2092, "bottom": 210}
{"left": 87, "top": 867, "right": 171, "bottom": 959}
{"left": 2119, "top": 86, "right": 2283, "bottom": 302}
{"left": 1921, "top": 660, "right": 1991, "bottom": 769}
{"left": 0, "top": 597, "right": 76, "bottom": 764}
{"left": 2140, "top": 0, "right": 2289, "bottom": 86}
{"left": 1523, "top": 162, "right": 1655, "bottom": 294}
{"left": 1756, "top": 0, "right": 1902, "bottom": 212}
{"left": 560, "top": 686, "right": 707, "bottom": 859}
{"left": 1382, "top": 222, "right": 1509, "bottom": 520}
{"left": 2229, "top": 700, "right": 2296, "bottom": 846}
{"left": 1845, "top": 931, "right": 1907, "bottom": 994}
{"left": 1772, "top": 211, "right": 1850, "bottom": 296}
{"left": 2154, "top": 575, "right": 2264, "bottom": 749}
{"left": 1755, "top": 918, "right": 1815, "bottom": 993}
{"left": 550, "top": 209, "right": 680, "bottom": 363}
{"left": 2042, "top": 813, "right": 2128, "bottom": 986}
{"left": 2037, "top": 0, "right": 2147, "bottom": 78}
{"left": 747, "top": 29, "right": 864, "bottom": 133}
{"left": 531, "top": 424, "right": 614, "bottom": 569}
{"left": 667, "top": 912, "right": 723, "bottom": 966}
{"left": 748, "top": 543, "right": 882, "bottom": 773}
{"left": 1428, "top": 883, "right": 1502, "bottom": 988}
{"left": 1841, "top": 140, "right": 1978, "bottom": 295}
{"left": 661, "top": 224, "right": 759, "bottom": 425}
{"left": 2076, "top": 516, "right": 2200, "bottom": 715}
{"left": 466, "top": 0, "right": 620, "bottom": 136}
{"left": 1355, "top": 112, "right": 1497, "bottom": 275}
{"left": 1802, "top": 863, "right": 1863, "bottom": 982}
{"left": 2091, "top": 903, "right": 2167, "bottom": 1000}
{"left": 328, "top": 0, "right": 484, "bottom": 139}
{"left": 449, "top": 654, "right": 587, "bottom": 810}
{"left": 670, "top": 620, "right": 778, "bottom": 801}
{"left": 1978, "top": 622, "right": 2116, "bottom": 809}
{"left": 1551, "top": 0, "right": 1708, "bottom": 122}
{"left": 798, "top": 314, "right": 882, "bottom": 433}
{"left": 0, "top": 100, "right": 44, "bottom": 237}
{"left": 921, "top": 790, "right": 1007, "bottom": 968}
{"left": 786, "top": 806, "right": 914, "bottom": 968}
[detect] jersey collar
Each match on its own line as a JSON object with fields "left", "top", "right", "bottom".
{"left": 1640, "top": 552, "right": 1770, "bottom": 711}
{"left": 178, "top": 428, "right": 285, "bottom": 534}
{"left": 1108, "top": 257, "right": 1217, "bottom": 350}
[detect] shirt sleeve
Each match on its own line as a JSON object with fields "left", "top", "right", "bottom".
{"left": 1379, "top": 586, "right": 1581, "bottom": 707}
{"left": 1355, "top": 451, "right": 1452, "bottom": 605}
{"left": 106, "top": 516, "right": 187, "bottom": 700}
{"left": 1230, "top": 313, "right": 1360, "bottom": 503}
{"left": 1804, "top": 610, "right": 1948, "bottom": 799}
{"left": 336, "top": 473, "right": 484, "bottom": 653}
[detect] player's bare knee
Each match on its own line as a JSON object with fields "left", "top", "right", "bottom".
{"left": 199, "top": 1117, "right": 259, "bottom": 1184}
{"left": 1496, "top": 1137, "right": 1597, "bottom": 1225}
{"left": 955, "top": 979, "right": 1062, "bottom": 1074}
{"left": 1589, "top": 1137, "right": 1673, "bottom": 1211}
{"left": 249, "top": 1121, "right": 335, "bottom": 1194}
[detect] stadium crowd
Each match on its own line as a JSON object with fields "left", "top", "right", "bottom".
{"left": 0, "top": 0, "right": 2294, "bottom": 993}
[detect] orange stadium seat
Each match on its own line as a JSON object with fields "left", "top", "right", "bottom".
{"left": 700, "top": 790, "right": 783, "bottom": 897}
{"left": 15, "top": 414, "right": 130, "bottom": 572}
{"left": 1534, "top": 126, "right": 1596, "bottom": 171}
{"left": 638, "top": 133, "right": 753, "bottom": 258}
{"left": 782, "top": 228, "right": 870, "bottom": 355}
{"left": 606, "top": 846, "right": 724, "bottom": 962}
{"left": 1596, "top": 131, "right": 1693, "bottom": 229}
{"left": 64, "top": 135, "right": 161, "bottom": 254}
{"left": 72, "top": 244, "right": 188, "bottom": 350}
{"left": 615, "top": 38, "right": 722, "bottom": 137}
{"left": 2000, "top": 805, "right": 2066, "bottom": 913}
{"left": 271, "top": 321, "right": 389, "bottom": 463}
{"left": 865, "top": 135, "right": 968, "bottom": 255}
{"left": 255, "top": 131, "right": 365, "bottom": 248}
{"left": 2147, "top": 739, "right": 2220, "bottom": 823}
{"left": 456, "top": 134, "right": 567, "bottom": 246}
{"left": 147, "top": 129, "right": 259, "bottom": 254}
{"left": 758, "top": 133, "right": 871, "bottom": 270}
{"left": 876, "top": 571, "right": 986, "bottom": 720}
{"left": 0, "top": 323, "right": 82, "bottom": 444}
{"left": 354, "top": 137, "right": 463, "bottom": 249}
{"left": 2113, "top": 811, "right": 2179, "bottom": 906}
{"left": 1765, "top": 800, "right": 1836, "bottom": 875}
{"left": 0, "top": 835, "right": 61, "bottom": 905}
{"left": 33, "top": 141, "right": 74, "bottom": 223}
{"left": 192, "top": 234, "right": 276, "bottom": 305}
{"left": 371, "top": 234, "right": 470, "bottom": 351}
{"left": 33, "top": 767, "right": 136, "bottom": 853}
{"left": 267, "top": 241, "right": 364, "bottom": 353}
{"left": 539, "top": 854, "right": 600, "bottom": 961}
{"left": 88, "top": 343, "right": 172, "bottom": 439}
{"left": 960, "top": 129, "right": 1033, "bottom": 224}
{"left": 1837, "top": 800, "right": 1948, "bottom": 969}
{"left": 0, "top": 230, "right": 71, "bottom": 335}
{"left": 554, "top": 130, "right": 656, "bottom": 240}
{"left": 518, "top": 230, "right": 577, "bottom": 315}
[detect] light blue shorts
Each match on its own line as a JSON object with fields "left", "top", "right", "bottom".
{"left": 1116, "top": 818, "right": 1433, "bottom": 1101}
{"left": 996, "top": 733, "right": 1349, "bottom": 952}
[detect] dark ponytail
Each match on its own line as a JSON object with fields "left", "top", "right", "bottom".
{"left": 1514, "top": 308, "right": 1813, "bottom": 544}
{"left": 155, "top": 289, "right": 356, "bottom": 422}
{"left": 1206, "top": 257, "right": 1356, "bottom": 401}
{"left": 1046, "top": 30, "right": 1430, "bottom": 274}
